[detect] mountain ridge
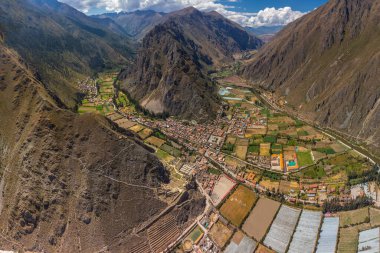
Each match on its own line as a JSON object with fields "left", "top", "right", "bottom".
{"left": 242, "top": 0, "right": 380, "bottom": 154}
{"left": 0, "top": 0, "right": 133, "bottom": 109}
{"left": 0, "top": 36, "right": 174, "bottom": 252}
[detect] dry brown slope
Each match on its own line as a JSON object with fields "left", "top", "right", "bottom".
{"left": 0, "top": 41, "right": 170, "bottom": 252}
{"left": 243, "top": 0, "right": 380, "bottom": 154}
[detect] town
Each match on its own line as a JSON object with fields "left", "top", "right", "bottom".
{"left": 78, "top": 71, "right": 380, "bottom": 253}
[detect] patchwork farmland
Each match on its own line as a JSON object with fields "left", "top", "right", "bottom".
{"left": 242, "top": 197, "right": 280, "bottom": 241}
{"left": 337, "top": 223, "right": 371, "bottom": 253}
{"left": 208, "top": 221, "right": 233, "bottom": 248}
{"left": 316, "top": 217, "right": 340, "bottom": 253}
{"left": 263, "top": 205, "right": 301, "bottom": 253}
{"left": 224, "top": 231, "right": 257, "bottom": 253}
{"left": 288, "top": 210, "right": 322, "bottom": 253}
{"left": 338, "top": 207, "right": 369, "bottom": 227}
{"left": 220, "top": 185, "right": 257, "bottom": 227}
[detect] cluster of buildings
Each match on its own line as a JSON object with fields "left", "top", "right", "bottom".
{"left": 77, "top": 77, "right": 97, "bottom": 97}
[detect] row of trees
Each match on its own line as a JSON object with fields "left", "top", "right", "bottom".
{"left": 348, "top": 164, "right": 380, "bottom": 186}
{"left": 322, "top": 196, "right": 373, "bottom": 213}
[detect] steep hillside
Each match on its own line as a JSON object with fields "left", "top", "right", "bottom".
{"left": 120, "top": 7, "right": 263, "bottom": 121}
{"left": 0, "top": 38, "right": 179, "bottom": 252}
{"left": 94, "top": 10, "right": 167, "bottom": 40}
{"left": 243, "top": 0, "right": 380, "bottom": 154}
{"left": 0, "top": 0, "right": 133, "bottom": 109}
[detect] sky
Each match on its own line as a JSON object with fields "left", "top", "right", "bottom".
{"left": 59, "top": 0, "right": 328, "bottom": 27}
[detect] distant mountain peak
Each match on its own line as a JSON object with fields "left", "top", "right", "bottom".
{"left": 170, "top": 6, "right": 201, "bottom": 16}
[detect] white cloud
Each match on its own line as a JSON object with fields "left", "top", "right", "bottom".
{"left": 59, "top": 0, "right": 306, "bottom": 27}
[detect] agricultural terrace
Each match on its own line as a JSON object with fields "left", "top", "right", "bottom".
{"left": 263, "top": 205, "right": 301, "bottom": 253}
{"left": 208, "top": 221, "right": 233, "bottom": 248}
{"left": 338, "top": 207, "right": 369, "bottom": 227}
{"left": 288, "top": 210, "right": 322, "bottom": 253}
{"left": 224, "top": 231, "right": 257, "bottom": 253}
{"left": 145, "top": 136, "right": 166, "bottom": 148}
{"left": 242, "top": 197, "right": 281, "bottom": 241}
{"left": 315, "top": 217, "right": 340, "bottom": 253}
{"left": 220, "top": 185, "right": 257, "bottom": 227}
{"left": 337, "top": 223, "right": 371, "bottom": 253}
{"left": 369, "top": 207, "right": 380, "bottom": 227}
{"left": 113, "top": 118, "right": 136, "bottom": 129}
{"left": 147, "top": 214, "right": 180, "bottom": 253}
{"left": 78, "top": 72, "right": 117, "bottom": 115}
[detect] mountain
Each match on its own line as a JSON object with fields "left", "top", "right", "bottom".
{"left": 242, "top": 0, "right": 380, "bottom": 154}
{"left": 0, "top": 31, "right": 204, "bottom": 252}
{"left": 0, "top": 0, "right": 133, "bottom": 109}
{"left": 94, "top": 10, "right": 167, "bottom": 40}
{"left": 120, "top": 7, "right": 263, "bottom": 121}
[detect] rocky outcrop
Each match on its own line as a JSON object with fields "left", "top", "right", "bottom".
{"left": 121, "top": 7, "right": 263, "bottom": 122}
{"left": 243, "top": 0, "right": 380, "bottom": 154}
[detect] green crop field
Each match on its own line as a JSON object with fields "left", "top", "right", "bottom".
{"left": 297, "top": 151, "right": 314, "bottom": 167}
{"left": 298, "top": 165, "right": 326, "bottom": 179}
{"left": 263, "top": 135, "right": 277, "bottom": 143}
{"left": 248, "top": 145, "right": 260, "bottom": 153}
{"left": 315, "top": 147, "right": 336, "bottom": 154}
{"left": 161, "top": 144, "right": 181, "bottom": 157}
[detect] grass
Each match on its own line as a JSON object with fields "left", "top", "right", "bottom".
{"left": 207, "top": 167, "right": 222, "bottom": 175}
{"left": 295, "top": 119, "right": 304, "bottom": 127}
{"left": 296, "top": 151, "right": 314, "bottom": 167}
{"left": 222, "top": 143, "right": 235, "bottom": 154}
{"left": 156, "top": 149, "right": 174, "bottom": 162}
{"left": 298, "top": 165, "right": 326, "bottom": 179}
{"left": 263, "top": 135, "right": 277, "bottom": 143}
{"left": 315, "top": 147, "right": 336, "bottom": 155}
{"left": 220, "top": 185, "right": 257, "bottom": 227}
{"left": 189, "top": 226, "right": 204, "bottom": 242}
{"left": 248, "top": 145, "right": 260, "bottom": 153}
{"left": 297, "top": 130, "right": 309, "bottom": 136}
{"left": 161, "top": 144, "right": 181, "bottom": 157}
{"left": 338, "top": 207, "right": 369, "bottom": 227}
{"left": 153, "top": 131, "right": 166, "bottom": 140}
